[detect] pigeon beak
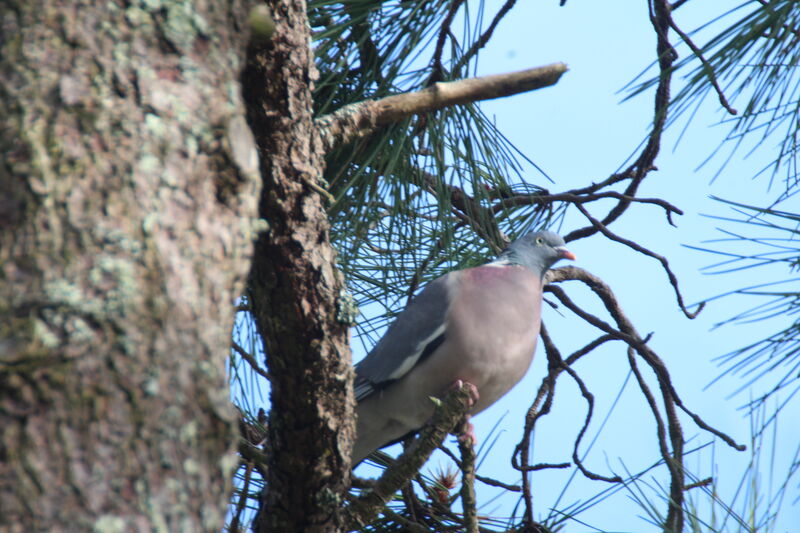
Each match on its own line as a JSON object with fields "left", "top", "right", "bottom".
{"left": 556, "top": 247, "right": 576, "bottom": 261}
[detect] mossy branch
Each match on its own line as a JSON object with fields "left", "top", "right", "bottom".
{"left": 345, "top": 384, "right": 474, "bottom": 530}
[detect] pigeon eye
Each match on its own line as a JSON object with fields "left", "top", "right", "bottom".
{"left": 535, "top": 237, "right": 544, "bottom": 245}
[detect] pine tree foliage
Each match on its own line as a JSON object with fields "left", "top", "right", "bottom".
{"left": 313, "top": 0, "right": 559, "bottom": 339}
{"left": 634, "top": 0, "right": 800, "bottom": 197}
{"left": 695, "top": 201, "right": 800, "bottom": 418}
{"left": 228, "top": 1, "right": 797, "bottom": 531}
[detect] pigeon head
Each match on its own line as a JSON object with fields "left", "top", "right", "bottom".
{"left": 500, "top": 230, "right": 576, "bottom": 278}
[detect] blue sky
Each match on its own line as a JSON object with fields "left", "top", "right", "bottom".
{"left": 354, "top": 1, "right": 799, "bottom": 531}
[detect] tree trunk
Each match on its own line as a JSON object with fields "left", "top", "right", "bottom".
{"left": 241, "top": 1, "right": 355, "bottom": 531}
{"left": 0, "top": 0, "right": 259, "bottom": 530}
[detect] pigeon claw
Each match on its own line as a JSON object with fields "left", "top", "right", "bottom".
{"left": 450, "top": 379, "right": 480, "bottom": 408}
{"left": 457, "top": 419, "right": 477, "bottom": 447}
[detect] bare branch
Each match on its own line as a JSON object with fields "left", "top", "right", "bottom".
{"left": 512, "top": 322, "right": 578, "bottom": 526}
{"left": 571, "top": 202, "right": 705, "bottom": 319}
{"left": 232, "top": 340, "right": 271, "bottom": 382}
{"left": 666, "top": 12, "right": 737, "bottom": 115}
{"left": 684, "top": 477, "right": 713, "bottom": 490}
{"left": 562, "top": 364, "right": 623, "bottom": 483}
{"left": 491, "top": 190, "right": 683, "bottom": 227}
{"left": 626, "top": 346, "right": 681, "bottom": 501}
{"left": 317, "top": 63, "right": 568, "bottom": 151}
{"left": 430, "top": 0, "right": 467, "bottom": 82}
{"left": 437, "top": 445, "right": 523, "bottom": 491}
{"left": 566, "top": 0, "right": 678, "bottom": 243}
{"left": 544, "top": 265, "right": 746, "bottom": 533}
{"left": 457, "top": 418, "right": 479, "bottom": 533}
{"left": 229, "top": 461, "right": 255, "bottom": 533}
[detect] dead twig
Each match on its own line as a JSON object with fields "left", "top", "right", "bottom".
{"left": 544, "top": 264, "right": 745, "bottom": 533}
{"left": 571, "top": 202, "right": 704, "bottom": 319}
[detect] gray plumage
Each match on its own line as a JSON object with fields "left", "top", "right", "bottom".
{"left": 353, "top": 230, "right": 575, "bottom": 464}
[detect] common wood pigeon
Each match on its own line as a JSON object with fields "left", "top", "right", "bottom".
{"left": 353, "top": 230, "right": 575, "bottom": 464}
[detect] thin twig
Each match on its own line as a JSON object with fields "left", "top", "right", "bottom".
{"left": 452, "top": 0, "right": 519, "bottom": 74}
{"left": 666, "top": 12, "right": 737, "bottom": 114}
{"left": 228, "top": 461, "right": 254, "bottom": 533}
{"left": 565, "top": 0, "right": 678, "bottom": 243}
{"left": 232, "top": 341, "right": 271, "bottom": 381}
{"left": 437, "top": 445, "right": 523, "bottom": 491}
{"left": 684, "top": 477, "right": 713, "bottom": 490}
{"left": 491, "top": 190, "right": 683, "bottom": 227}
{"left": 430, "top": 0, "right": 467, "bottom": 82}
{"left": 627, "top": 346, "right": 685, "bottom": 531}
{"left": 457, "top": 417, "right": 479, "bottom": 533}
{"left": 546, "top": 264, "right": 746, "bottom": 533}
{"left": 561, "top": 364, "right": 623, "bottom": 483}
{"left": 513, "top": 322, "right": 558, "bottom": 525}
{"left": 572, "top": 202, "right": 704, "bottom": 319}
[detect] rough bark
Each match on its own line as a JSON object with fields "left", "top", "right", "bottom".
{"left": 0, "top": 0, "right": 259, "bottom": 530}
{"left": 241, "top": 1, "right": 355, "bottom": 532}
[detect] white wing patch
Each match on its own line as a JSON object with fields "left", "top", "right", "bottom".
{"left": 387, "top": 323, "right": 446, "bottom": 380}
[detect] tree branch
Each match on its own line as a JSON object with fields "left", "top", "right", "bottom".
{"left": 345, "top": 383, "right": 475, "bottom": 530}
{"left": 571, "top": 202, "right": 704, "bottom": 319}
{"left": 317, "top": 63, "right": 568, "bottom": 152}
{"left": 437, "top": 445, "right": 523, "bottom": 492}
{"left": 430, "top": 0, "right": 467, "bottom": 82}
{"left": 565, "top": 0, "right": 678, "bottom": 243}
{"left": 228, "top": 461, "right": 255, "bottom": 533}
{"left": 232, "top": 340, "right": 271, "bottom": 382}
{"left": 457, "top": 418, "right": 479, "bottom": 533}
{"left": 544, "top": 265, "right": 746, "bottom": 533}
{"left": 562, "top": 364, "right": 623, "bottom": 483}
{"left": 665, "top": 10, "right": 737, "bottom": 115}
{"left": 490, "top": 190, "right": 683, "bottom": 226}
{"left": 242, "top": 1, "right": 355, "bottom": 529}
{"left": 413, "top": 165, "right": 508, "bottom": 254}
{"left": 451, "top": 0, "right": 520, "bottom": 75}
